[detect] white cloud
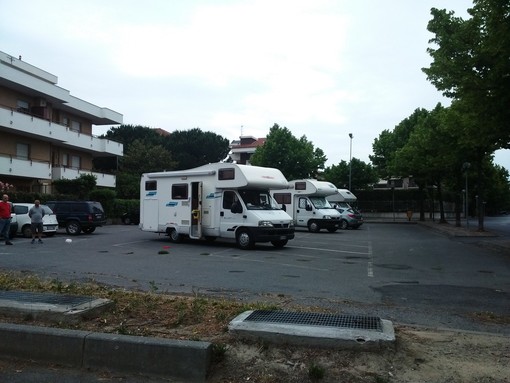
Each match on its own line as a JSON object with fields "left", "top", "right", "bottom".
{"left": 1, "top": 0, "right": 488, "bottom": 169}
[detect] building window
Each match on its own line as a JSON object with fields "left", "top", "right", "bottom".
{"left": 71, "top": 155, "right": 80, "bottom": 169}
{"left": 62, "top": 153, "right": 68, "bottom": 167}
{"left": 70, "top": 120, "right": 81, "bottom": 132}
{"left": 16, "top": 143, "right": 30, "bottom": 160}
{"left": 16, "top": 100, "right": 29, "bottom": 113}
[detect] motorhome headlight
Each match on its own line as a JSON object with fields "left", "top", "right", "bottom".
{"left": 323, "top": 215, "right": 332, "bottom": 219}
{"left": 258, "top": 220, "right": 274, "bottom": 227}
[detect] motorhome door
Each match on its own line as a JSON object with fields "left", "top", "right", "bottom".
{"left": 219, "top": 190, "right": 241, "bottom": 240}
{"left": 295, "top": 196, "right": 313, "bottom": 227}
{"left": 190, "top": 181, "right": 202, "bottom": 239}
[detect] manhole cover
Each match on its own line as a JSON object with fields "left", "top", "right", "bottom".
{"left": 0, "top": 291, "right": 94, "bottom": 307}
{"left": 245, "top": 310, "right": 383, "bottom": 332}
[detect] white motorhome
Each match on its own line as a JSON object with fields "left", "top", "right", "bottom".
{"left": 326, "top": 189, "right": 357, "bottom": 209}
{"left": 271, "top": 179, "right": 341, "bottom": 232}
{"left": 140, "top": 163, "right": 295, "bottom": 250}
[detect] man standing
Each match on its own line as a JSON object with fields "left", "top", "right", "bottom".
{"left": 0, "top": 194, "right": 13, "bottom": 245}
{"left": 29, "top": 200, "right": 45, "bottom": 244}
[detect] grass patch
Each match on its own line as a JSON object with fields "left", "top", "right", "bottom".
{"left": 0, "top": 271, "right": 285, "bottom": 342}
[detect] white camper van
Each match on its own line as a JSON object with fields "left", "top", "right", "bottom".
{"left": 140, "top": 163, "right": 295, "bottom": 250}
{"left": 326, "top": 189, "right": 357, "bottom": 209}
{"left": 271, "top": 179, "right": 341, "bottom": 232}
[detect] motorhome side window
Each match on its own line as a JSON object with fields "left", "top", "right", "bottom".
{"left": 218, "top": 168, "right": 235, "bottom": 180}
{"left": 223, "top": 191, "right": 237, "bottom": 209}
{"left": 299, "top": 197, "right": 308, "bottom": 209}
{"left": 295, "top": 182, "right": 307, "bottom": 190}
{"left": 172, "top": 184, "right": 188, "bottom": 199}
{"left": 273, "top": 193, "right": 291, "bottom": 204}
{"left": 145, "top": 181, "right": 157, "bottom": 191}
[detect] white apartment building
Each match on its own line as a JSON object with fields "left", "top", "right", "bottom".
{"left": 0, "top": 51, "right": 123, "bottom": 193}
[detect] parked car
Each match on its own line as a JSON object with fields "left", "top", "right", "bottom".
{"left": 12, "top": 203, "right": 59, "bottom": 238}
{"left": 121, "top": 209, "right": 140, "bottom": 225}
{"left": 45, "top": 201, "right": 106, "bottom": 235}
{"left": 336, "top": 207, "right": 363, "bottom": 229}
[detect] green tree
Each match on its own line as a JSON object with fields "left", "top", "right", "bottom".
{"left": 52, "top": 174, "right": 97, "bottom": 199}
{"left": 392, "top": 105, "right": 459, "bottom": 222}
{"left": 423, "top": 1, "right": 510, "bottom": 229}
{"left": 250, "top": 124, "right": 326, "bottom": 180}
{"left": 117, "top": 140, "right": 177, "bottom": 198}
{"left": 102, "top": 125, "right": 165, "bottom": 153}
{"left": 166, "top": 128, "right": 230, "bottom": 170}
{"left": 94, "top": 124, "right": 165, "bottom": 172}
{"left": 370, "top": 108, "right": 430, "bottom": 180}
{"left": 323, "top": 158, "right": 378, "bottom": 191}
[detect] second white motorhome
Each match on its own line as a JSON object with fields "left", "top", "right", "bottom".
{"left": 271, "top": 179, "right": 341, "bottom": 232}
{"left": 326, "top": 188, "right": 357, "bottom": 209}
{"left": 140, "top": 163, "right": 295, "bottom": 250}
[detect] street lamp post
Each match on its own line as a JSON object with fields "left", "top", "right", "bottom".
{"left": 348, "top": 133, "right": 353, "bottom": 191}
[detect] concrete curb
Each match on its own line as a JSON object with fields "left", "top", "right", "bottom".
{"left": 0, "top": 322, "right": 212, "bottom": 383}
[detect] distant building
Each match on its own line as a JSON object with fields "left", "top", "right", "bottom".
{"left": 228, "top": 135, "right": 265, "bottom": 165}
{"left": 0, "top": 51, "right": 123, "bottom": 193}
{"left": 154, "top": 128, "right": 171, "bottom": 137}
{"left": 373, "top": 177, "right": 419, "bottom": 190}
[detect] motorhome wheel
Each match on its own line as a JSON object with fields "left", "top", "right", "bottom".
{"left": 307, "top": 221, "right": 320, "bottom": 233}
{"left": 236, "top": 229, "right": 254, "bottom": 250}
{"left": 169, "top": 229, "right": 182, "bottom": 243}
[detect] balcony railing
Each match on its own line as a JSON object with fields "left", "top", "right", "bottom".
{"left": 0, "top": 105, "right": 123, "bottom": 156}
{"left": 0, "top": 154, "right": 52, "bottom": 180}
{"left": 51, "top": 166, "right": 116, "bottom": 188}
{"left": 0, "top": 154, "right": 116, "bottom": 188}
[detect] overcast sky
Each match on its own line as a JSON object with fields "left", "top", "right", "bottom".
{"left": 2, "top": 0, "right": 508, "bottom": 169}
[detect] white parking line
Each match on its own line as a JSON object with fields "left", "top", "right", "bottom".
{"left": 286, "top": 245, "right": 370, "bottom": 256}
{"left": 208, "top": 252, "right": 330, "bottom": 272}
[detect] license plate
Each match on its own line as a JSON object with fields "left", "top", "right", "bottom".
{"left": 46, "top": 226, "right": 56, "bottom": 231}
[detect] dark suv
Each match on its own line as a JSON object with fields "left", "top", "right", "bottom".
{"left": 46, "top": 201, "right": 106, "bottom": 235}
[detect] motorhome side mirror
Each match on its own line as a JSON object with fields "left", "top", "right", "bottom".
{"left": 231, "top": 202, "right": 243, "bottom": 214}
{"left": 306, "top": 204, "right": 312, "bottom": 211}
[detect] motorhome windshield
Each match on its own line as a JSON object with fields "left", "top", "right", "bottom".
{"left": 239, "top": 189, "right": 280, "bottom": 210}
{"left": 309, "top": 196, "right": 334, "bottom": 209}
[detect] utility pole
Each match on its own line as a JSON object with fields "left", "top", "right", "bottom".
{"left": 348, "top": 133, "right": 353, "bottom": 190}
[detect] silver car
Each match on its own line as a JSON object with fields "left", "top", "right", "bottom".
{"left": 336, "top": 207, "right": 363, "bottom": 229}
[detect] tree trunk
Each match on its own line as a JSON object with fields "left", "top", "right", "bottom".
{"left": 437, "top": 182, "right": 447, "bottom": 223}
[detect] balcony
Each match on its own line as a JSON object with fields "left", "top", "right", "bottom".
{"left": 0, "top": 106, "right": 123, "bottom": 156}
{"left": 52, "top": 167, "right": 116, "bottom": 188}
{"left": 0, "top": 154, "right": 116, "bottom": 188}
{"left": 0, "top": 154, "right": 52, "bottom": 180}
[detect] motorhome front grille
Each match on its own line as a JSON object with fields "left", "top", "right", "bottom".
{"left": 273, "top": 223, "right": 291, "bottom": 228}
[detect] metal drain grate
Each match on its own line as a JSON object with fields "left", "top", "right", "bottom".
{"left": 0, "top": 291, "right": 94, "bottom": 307}
{"left": 245, "top": 310, "right": 383, "bottom": 332}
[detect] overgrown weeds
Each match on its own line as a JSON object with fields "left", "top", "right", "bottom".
{"left": 0, "top": 271, "right": 281, "bottom": 342}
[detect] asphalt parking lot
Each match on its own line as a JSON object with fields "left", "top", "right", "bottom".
{"left": 1, "top": 221, "right": 509, "bottom": 335}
